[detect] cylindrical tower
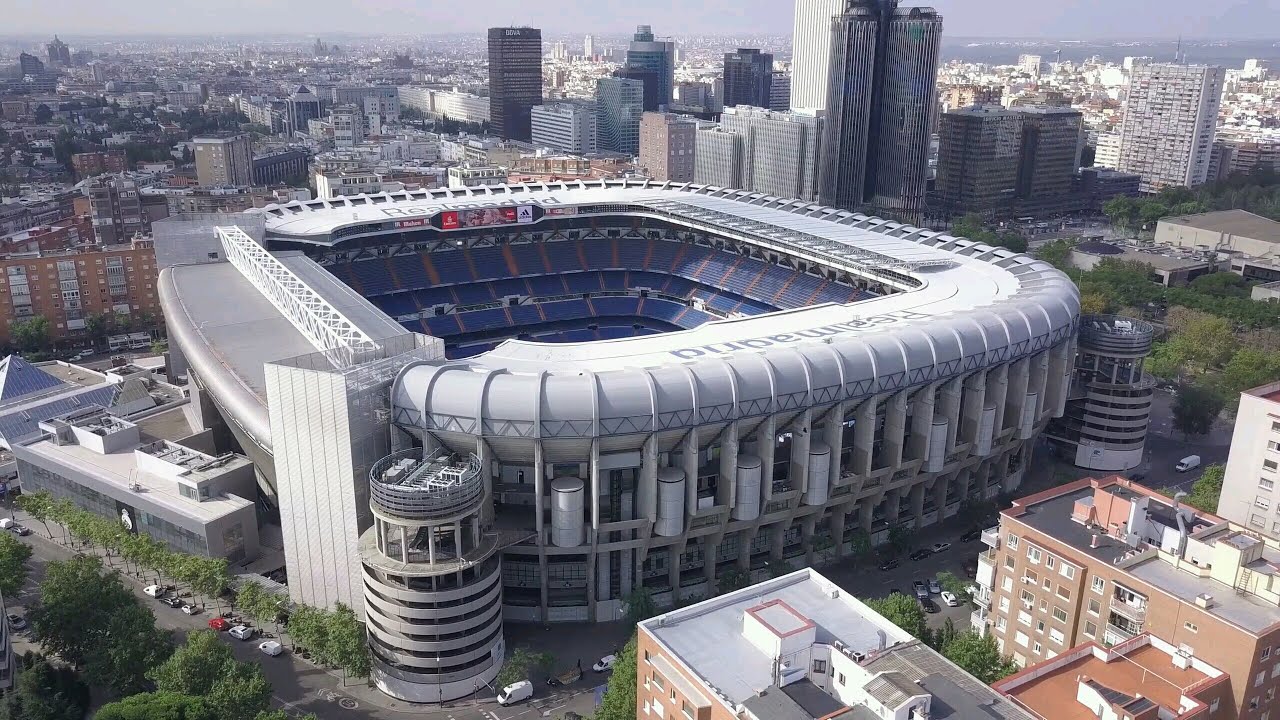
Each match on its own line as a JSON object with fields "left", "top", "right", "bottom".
{"left": 1046, "top": 315, "right": 1153, "bottom": 471}
{"left": 550, "top": 477, "right": 586, "bottom": 547}
{"left": 804, "top": 442, "right": 831, "bottom": 506}
{"left": 361, "top": 448, "right": 504, "bottom": 703}
{"left": 733, "top": 454, "right": 763, "bottom": 520}
{"left": 655, "top": 468, "right": 686, "bottom": 537}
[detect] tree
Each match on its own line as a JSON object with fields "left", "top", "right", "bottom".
{"left": 1176, "top": 464, "right": 1225, "bottom": 514}
{"left": 286, "top": 604, "right": 332, "bottom": 663}
{"left": 1172, "top": 384, "right": 1224, "bottom": 439}
{"left": 10, "top": 316, "right": 51, "bottom": 353}
{"left": 716, "top": 566, "right": 751, "bottom": 595}
{"left": 594, "top": 634, "right": 638, "bottom": 720}
{"left": 939, "top": 631, "right": 1019, "bottom": 684}
{"left": 15, "top": 490, "right": 56, "bottom": 539}
{"left": 622, "top": 586, "right": 658, "bottom": 624}
{"left": 1034, "top": 238, "right": 1075, "bottom": 271}
{"left": 83, "top": 600, "right": 173, "bottom": 695}
{"left": 886, "top": 525, "right": 913, "bottom": 557}
{"left": 148, "top": 630, "right": 233, "bottom": 697}
{"left": 0, "top": 532, "right": 32, "bottom": 597}
{"left": 935, "top": 571, "right": 970, "bottom": 602}
{"left": 1168, "top": 314, "right": 1237, "bottom": 373}
{"left": 1103, "top": 196, "right": 1139, "bottom": 233}
{"left": 0, "top": 655, "right": 90, "bottom": 720}
{"left": 94, "top": 692, "right": 216, "bottom": 720}
{"left": 203, "top": 661, "right": 273, "bottom": 720}
{"left": 1220, "top": 348, "right": 1280, "bottom": 397}
{"left": 327, "top": 603, "right": 372, "bottom": 682}
{"left": 496, "top": 646, "right": 555, "bottom": 689}
{"left": 865, "top": 593, "right": 928, "bottom": 640}
{"left": 1079, "top": 291, "right": 1109, "bottom": 315}
{"left": 848, "top": 529, "right": 873, "bottom": 566}
{"left": 33, "top": 104, "right": 53, "bottom": 124}
{"left": 1190, "top": 272, "right": 1252, "bottom": 299}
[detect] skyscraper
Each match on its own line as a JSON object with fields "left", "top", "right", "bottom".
{"left": 1116, "top": 62, "right": 1225, "bottom": 193}
{"left": 819, "top": 0, "right": 942, "bottom": 221}
{"left": 193, "top": 134, "right": 254, "bottom": 187}
{"left": 639, "top": 112, "right": 698, "bottom": 182}
{"left": 695, "top": 106, "right": 824, "bottom": 201}
{"left": 285, "top": 85, "right": 322, "bottom": 138}
{"left": 46, "top": 36, "right": 70, "bottom": 67}
{"left": 769, "top": 72, "right": 792, "bottom": 111}
{"left": 595, "top": 77, "right": 645, "bottom": 155}
{"left": 18, "top": 52, "right": 44, "bottom": 76}
{"left": 583, "top": 34, "right": 595, "bottom": 59}
{"left": 722, "top": 49, "right": 774, "bottom": 109}
{"left": 625, "top": 25, "right": 676, "bottom": 110}
{"left": 789, "top": 0, "right": 846, "bottom": 111}
{"left": 531, "top": 102, "right": 598, "bottom": 155}
{"left": 488, "top": 27, "right": 544, "bottom": 142}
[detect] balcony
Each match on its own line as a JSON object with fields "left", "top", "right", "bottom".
{"left": 1109, "top": 596, "right": 1147, "bottom": 623}
{"left": 981, "top": 527, "right": 1000, "bottom": 548}
{"left": 971, "top": 585, "right": 992, "bottom": 609}
{"left": 976, "top": 551, "right": 996, "bottom": 589}
{"left": 1104, "top": 622, "right": 1136, "bottom": 645}
{"left": 970, "top": 609, "right": 989, "bottom": 636}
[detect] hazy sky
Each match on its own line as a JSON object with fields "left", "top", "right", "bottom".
{"left": 3, "top": 0, "right": 1279, "bottom": 38}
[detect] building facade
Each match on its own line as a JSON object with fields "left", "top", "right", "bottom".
{"left": 789, "top": 0, "right": 846, "bottom": 111}
{"left": 85, "top": 176, "right": 148, "bottom": 244}
{"left": 934, "top": 106, "right": 1024, "bottom": 216}
{"left": 332, "top": 86, "right": 400, "bottom": 124}
{"left": 595, "top": 78, "right": 645, "bottom": 155}
{"left": 1117, "top": 63, "right": 1225, "bottom": 193}
{"left": 722, "top": 49, "right": 774, "bottom": 109}
{"left": 638, "top": 112, "right": 697, "bottom": 182}
{"left": 976, "top": 475, "right": 1280, "bottom": 719}
{"left": 284, "top": 85, "right": 322, "bottom": 137}
{"left": 702, "top": 106, "right": 824, "bottom": 201}
{"left": 331, "top": 105, "right": 366, "bottom": 148}
{"left": 819, "top": 1, "right": 943, "bottom": 221}
{"left": 1217, "top": 382, "right": 1280, "bottom": 537}
{"left": 252, "top": 150, "right": 308, "bottom": 186}
{"left": 71, "top": 150, "right": 127, "bottom": 179}
{"left": 193, "top": 134, "right": 254, "bottom": 187}
{"left": 625, "top": 25, "right": 676, "bottom": 110}
{"left": 769, "top": 72, "right": 791, "bottom": 112}
{"left": 530, "top": 102, "right": 598, "bottom": 155}
{"left": 693, "top": 127, "right": 744, "bottom": 188}
{"left": 488, "top": 27, "right": 543, "bottom": 141}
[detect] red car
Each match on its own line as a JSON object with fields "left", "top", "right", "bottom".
{"left": 208, "top": 617, "right": 230, "bottom": 631}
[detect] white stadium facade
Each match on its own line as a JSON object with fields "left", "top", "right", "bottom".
{"left": 159, "top": 180, "right": 1080, "bottom": 702}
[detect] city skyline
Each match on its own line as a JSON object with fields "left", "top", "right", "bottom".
{"left": 1, "top": 0, "right": 1277, "bottom": 39}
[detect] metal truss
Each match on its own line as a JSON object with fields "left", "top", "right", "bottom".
{"left": 217, "top": 226, "right": 378, "bottom": 368}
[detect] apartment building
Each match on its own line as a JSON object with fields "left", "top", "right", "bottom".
{"left": 637, "top": 568, "right": 1033, "bottom": 720}
{"left": 977, "top": 475, "right": 1280, "bottom": 719}
{"left": 193, "top": 134, "right": 254, "bottom": 187}
{"left": 85, "top": 176, "right": 148, "bottom": 244}
{"left": 1218, "top": 383, "right": 1280, "bottom": 537}
{"left": 0, "top": 238, "right": 160, "bottom": 346}
{"left": 638, "top": 112, "right": 697, "bottom": 182}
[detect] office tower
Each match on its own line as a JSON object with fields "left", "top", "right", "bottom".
{"left": 613, "top": 66, "right": 662, "bottom": 113}
{"left": 18, "top": 52, "right": 44, "bottom": 76}
{"left": 725, "top": 106, "right": 824, "bottom": 201}
{"left": 639, "top": 112, "right": 697, "bottom": 182}
{"left": 820, "top": 1, "right": 943, "bottom": 220}
{"left": 1116, "top": 63, "right": 1225, "bottom": 193}
{"left": 85, "top": 176, "right": 148, "bottom": 243}
{"left": 693, "top": 127, "right": 744, "bottom": 188}
{"left": 1017, "top": 53, "right": 1042, "bottom": 75}
{"left": 46, "top": 35, "right": 70, "bottom": 67}
{"left": 1094, "top": 131, "right": 1122, "bottom": 168}
{"left": 1017, "top": 107, "right": 1084, "bottom": 201}
{"left": 583, "top": 34, "right": 594, "bottom": 59}
{"left": 330, "top": 105, "right": 366, "bottom": 148}
{"left": 625, "top": 25, "right": 676, "bottom": 110}
{"left": 768, "top": 72, "right": 791, "bottom": 111}
{"left": 790, "top": 0, "right": 846, "bottom": 111}
{"left": 595, "top": 78, "right": 644, "bottom": 154}
{"left": 285, "top": 84, "right": 322, "bottom": 137}
{"left": 934, "top": 107, "right": 1023, "bottom": 216}
{"left": 531, "top": 102, "right": 598, "bottom": 155}
{"left": 193, "top": 134, "right": 254, "bottom": 186}
{"left": 332, "top": 86, "right": 400, "bottom": 123}
{"left": 722, "top": 49, "right": 774, "bottom": 109}
{"left": 488, "top": 27, "right": 543, "bottom": 141}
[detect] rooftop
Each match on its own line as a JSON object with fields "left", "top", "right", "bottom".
{"left": 1159, "top": 209, "right": 1280, "bottom": 241}
{"left": 1245, "top": 380, "right": 1280, "bottom": 404}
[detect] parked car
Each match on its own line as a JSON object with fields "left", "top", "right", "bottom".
{"left": 208, "top": 617, "right": 230, "bottom": 631}
{"left": 144, "top": 585, "right": 166, "bottom": 598}
{"left": 229, "top": 625, "right": 255, "bottom": 641}
{"left": 930, "top": 542, "right": 952, "bottom": 554}
{"left": 918, "top": 597, "right": 939, "bottom": 614}
{"left": 940, "top": 591, "right": 960, "bottom": 607}
{"left": 909, "top": 548, "right": 931, "bottom": 561}
{"left": 258, "top": 640, "right": 283, "bottom": 657}
{"left": 877, "top": 559, "right": 900, "bottom": 571}
{"left": 912, "top": 580, "right": 929, "bottom": 599}
{"left": 8, "top": 523, "right": 29, "bottom": 536}
{"left": 959, "top": 528, "right": 982, "bottom": 543}
{"left": 592, "top": 654, "right": 617, "bottom": 673}
{"left": 6, "top": 614, "right": 26, "bottom": 631}
{"left": 161, "top": 596, "right": 183, "bottom": 608}
{"left": 180, "top": 603, "right": 201, "bottom": 615}
{"left": 1176, "top": 455, "right": 1201, "bottom": 472}
{"left": 497, "top": 680, "right": 534, "bottom": 706}
{"left": 0, "top": 518, "right": 13, "bottom": 530}
{"left": 927, "top": 578, "right": 941, "bottom": 595}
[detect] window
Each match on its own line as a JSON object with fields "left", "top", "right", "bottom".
{"left": 1266, "top": 459, "right": 1278, "bottom": 472}
{"left": 1057, "top": 586, "right": 1071, "bottom": 600}
{"left": 1092, "top": 577, "right": 1105, "bottom": 594}
{"left": 1043, "top": 577, "right": 1052, "bottom": 591}
{"left": 1036, "top": 620, "right": 1045, "bottom": 633}
{"left": 996, "top": 616, "right": 1007, "bottom": 630}
{"left": 682, "top": 700, "right": 693, "bottom": 719}
{"left": 1007, "top": 534, "right": 1019, "bottom": 550}
{"left": 1270, "top": 441, "right": 1280, "bottom": 452}
{"left": 1084, "top": 621, "right": 1097, "bottom": 638}
{"left": 1265, "top": 647, "right": 1272, "bottom": 660}
{"left": 651, "top": 674, "right": 664, "bottom": 691}
{"left": 1045, "top": 556, "right": 1056, "bottom": 570}
{"left": 1021, "top": 590, "right": 1034, "bottom": 606}
{"left": 1005, "top": 556, "right": 1016, "bottom": 570}
{"left": 1258, "top": 496, "right": 1271, "bottom": 510}
{"left": 1263, "top": 478, "right": 1276, "bottom": 492}
{"left": 1061, "top": 565, "right": 1075, "bottom": 580}
{"left": 1052, "top": 607, "right": 1068, "bottom": 623}
{"left": 1257, "top": 671, "right": 1266, "bottom": 688}
{"left": 1088, "top": 599, "right": 1101, "bottom": 615}
{"left": 812, "top": 660, "right": 827, "bottom": 674}
{"left": 1015, "top": 631, "right": 1029, "bottom": 648}
{"left": 1018, "top": 611, "right": 1032, "bottom": 627}
{"left": 644, "top": 650, "right": 650, "bottom": 663}
{"left": 1050, "top": 628, "right": 1065, "bottom": 645}
{"left": 1027, "top": 547, "right": 1042, "bottom": 564}
{"left": 1002, "top": 576, "right": 1013, "bottom": 592}
{"left": 1033, "top": 641, "right": 1042, "bottom": 654}
{"left": 1024, "top": 570, "right": 1039, "bottom": 585}
{"left": 999, "top": 597, "right": 1010, "bottom": 612}
{"left": 838, "top": 673, "right": 846, "bottom": 687}
{"left": 1253, "top": 514, "right": 1266, "bottom": 528}
{"left": 1184, "top": 622, "right": 1198, "bottom": 633}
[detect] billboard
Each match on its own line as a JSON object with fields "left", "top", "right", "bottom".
{"left": 436, "top": 205, "right": 537, "bottom": 230}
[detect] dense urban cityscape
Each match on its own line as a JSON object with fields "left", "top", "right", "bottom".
{"left": 0, "top": 1, "right": 1279, "bottom": 719}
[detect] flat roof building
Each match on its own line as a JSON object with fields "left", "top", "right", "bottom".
{"left": 638, "top": 568, "right": 1034, "bottom": 720}
{"left": 1154, "top": 210, "right": 1280, "bottom": 260}
{"left": 1218, "top": 382, "right": 1280, "bottom": 537}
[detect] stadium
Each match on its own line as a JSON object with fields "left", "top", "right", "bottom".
{"left": 160, "top": 180, "right": 1079, "bottom": 701}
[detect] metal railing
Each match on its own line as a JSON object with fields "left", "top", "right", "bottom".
{"left": 369, "top": 448, "right": 485, "bottom": 520}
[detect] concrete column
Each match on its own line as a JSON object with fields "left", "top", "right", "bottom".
{"left": 668, "top": 549, "right": 681, "bottom": 600}
{"left": 703, "top": 539, "right": 719, "bottom": 583}
{"left": 683, "top": 429, "right": 699, "bottom": 518}
{"left": 1046, "top": 340, "right": 1072, "bottom": 418}
{"left": 475, "top": 438, "right": 493, "bottom": 525}
{"left": 885, "top": 488, "right": 902, "bottom": 525}
{"left": 824, "top": 401, "right": 847, "bottom": 486}
{"left": 1028, "top": 351, "right": 1049, "bottom": 419}
{"left": 884, "top": 391, "right": 909, "bottom": 468}
{"left": 534, "top": 442, "right": 549, "bottom": 621}
{"left": 400, "top": 526, "right": 408, "bottom": 564}
{"left": 590, "top": 440, "right": 601, "bottom": 534}
{"left": 939, "top": 378, "right": 963, "bottom": 452}
{"left": 960, "top": 371, "right": 988, "bottom": 445}
{"left": 932, "top": 476, "right": 948, "bottom": 514}
{"left": 801, "top": 516, "right": 816, "bottom": 565}
{"left": 789, "top": 409, "right": 813, "bottom": 494}
{"left": 427, "top": 526, "right": 437, "bottom": 564}
{"left": 988, "top": 365, "right": 1010, "bottom": 433}
{"left": 453, "top": 523, "right": 463, "bottom": 566}
{"left": 472, "top": 516, "right": 480, "bottom": 549}
{"left": 853, "top": 397, "right": 877, "bottom": 475}
{"left": 859, "top": 498, "right": 874, "bottom": 533}
{"left": 737, "top": 528, "right": 754, "bottom": 570}
{"left": 1004, "top": 358, "right": 1030, "bottom": 432}
{"left": 640, "top": 435, "right": 658, "bottom": 523}
{"left": 908, "top": 384, "right": 938, "bottom": 462}
{"left": 758, "top": 416, "right": 777, "bottom": 501}
{"left": 718, "top": 421, "right": 739, "bottom": 508}
{"left": 910, "top": 483, "right": 926, "bottom": 528}
{"left": 829, "top": 504, "right": 847, "bottom": 558}
{"left": 771, "top": 524, "right": 786, "bottom": 561}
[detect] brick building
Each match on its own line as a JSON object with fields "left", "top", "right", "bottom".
{"left": 976, "top": 476, "right": 1280, "bottom": 719}
{"left": 71, "top": 151, "right": 127, "bottom": 179}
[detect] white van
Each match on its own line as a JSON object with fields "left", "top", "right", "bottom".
{"left": 1176, "top": 455, "right": 1201, "bottom": 473}
{"left": 497, "top": 680, "right": 533, "bottom": 706}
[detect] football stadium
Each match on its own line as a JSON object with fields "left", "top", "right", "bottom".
{"left": 160, "top": 179, "right": 1079, "bottom": 701}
